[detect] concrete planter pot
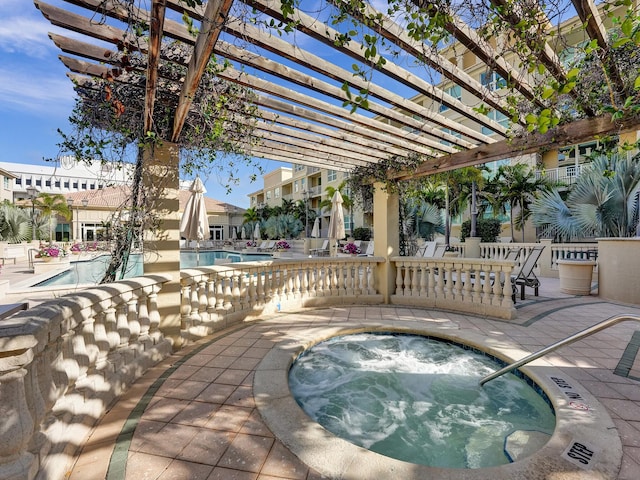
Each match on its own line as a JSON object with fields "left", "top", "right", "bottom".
{"left": 557, "top": 259, "right": 596, "bottom": 295}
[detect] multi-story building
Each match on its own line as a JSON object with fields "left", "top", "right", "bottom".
{"left": 1, "top": 160, "right": 244, "bottom": 243}
{"left": 248, "top": 165, "right": 371, "bottom": 238}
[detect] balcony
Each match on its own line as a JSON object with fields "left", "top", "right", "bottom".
{"left": 536, "top": 164, "right": 588, "bottom": 185}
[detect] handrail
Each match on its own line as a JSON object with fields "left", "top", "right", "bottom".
{"left": 480, "top": 314, "right": 640, "bottom": 386}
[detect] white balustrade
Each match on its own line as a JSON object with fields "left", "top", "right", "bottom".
{"left": 390, "top": 257, "right": 516, "bottom": 320}
{"left": 0, "top": 275, "right": 172, "bottom": 480}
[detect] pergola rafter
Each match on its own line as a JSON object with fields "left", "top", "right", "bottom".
{"left": 34, "top": 0, "right": 640, "bottom": 178}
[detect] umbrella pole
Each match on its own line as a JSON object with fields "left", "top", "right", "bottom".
{"left": 196, "top": 240, "right": 200, "bottom": 267}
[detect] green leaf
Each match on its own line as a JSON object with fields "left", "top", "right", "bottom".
{"left": 542, "top": 87, "right": 555, "bottom": 99}
{"left": 613, "top": 38, "right": 632, "bottom": 48}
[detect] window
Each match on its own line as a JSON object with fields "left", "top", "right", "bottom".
{"left": 64, "top": 181, "right": 70, "bottom": 188}
{"left": 54, "top": 180, "right": 61, "bottom": 188}
{"left": 294, "top": 180, "right": 299, "bottom": 193}
{"left": 440, "top": 128, "right": 462, "bottom": 146}
{"left": 45, "top": 180, "right": 52, "bottom": 187}
{"left": 26, "top": 179, "right": 32, "bottom": 186}
{"left": 294, "top": 164, "right": 305, "bottom": 172}
{"left": 440, "top": 85, "right": 461, "bottom": 112}
{"left": 344, "top": 215, "right": 353, "bottom": 232}
{"left": 35, "top": 179, "right": 42, "bottom": 187}
{"left": 90, "top": 184, "right": 96, "bottom": 190}
{"left": 266, "top": 190, "right": 272, "bottom": 200}
{"left": 481, "top": 110, "right": 509, "bottom": 135}
{"left": 275, "top": 187, "right": 280, "bottom": 198}
{"left": 15, "top": 178, "right": 22, "bottom": 186}
{"left": 480, "top": 71, "right": 506, "bottom": 91}
{"left": 3, "top": 177, "right": 9, "bottom": 189}
{"left": 301, "top": 178, "right": 306, "bottom": 190}
{"left": 73, "top": 182, "right": 78, "bottom": 189}
{"left": 327, "top": 170, "right": 337, "bottom": 182}
{"left": 81, "top": 183, "right": 87, "bottom": 189}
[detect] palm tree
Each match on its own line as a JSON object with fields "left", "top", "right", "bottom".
{"left": 432, "top": 167, "right": 484, "bottom": 246}
{"left": 490, "top": 163, "right": 556, "bottom": 242}
{"left": 0, "top": 203, "right": 31, "bottom": 243}
{"left": 320, "top": 181, "right": 354, "bottom": 235}
{"left": 531, "top": 154, "right": 640, "bottom": 239}
{"left": 33, "top": 193, "right": 72, "bottom": 242}
{"left": 242, "top": 207, "right": 259, "bottom": 225}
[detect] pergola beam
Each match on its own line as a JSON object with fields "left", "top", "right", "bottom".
{"left": 170, "top": 0, "right": 232, "bottom": 141}
{"left": 394, "top": 114, "right": 640, "bottom": 180}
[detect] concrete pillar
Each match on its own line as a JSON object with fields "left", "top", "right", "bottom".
{"left": 141, "top": 142, "right": 183, "bottom": 348}
{"left": 538, "top": 239, "right": 555, "bottom": 278}
{"left": 372, "top": 182, "right": 399, "bottom": 303}
{"left": 464, "top": 237, "right": 481, "bottom": 258}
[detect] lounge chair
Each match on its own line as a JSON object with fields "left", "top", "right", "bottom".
{"left": 258, "top": 240, "right": 276, "bottom": 252}
{"left": 358, "top": 241, "right": 374, "bottom": 256}
{"left": 310, "top": 239, "right": 330, "bottom": 256}
{"left": 510, "top": 245, "right": 545, "bottom": 301}
{"left": 416, "top": 241, "right": 436, "bottom": 257}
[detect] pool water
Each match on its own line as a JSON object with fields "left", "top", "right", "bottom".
{"left": 36, "top": 250, "right": 272, "bottom": 287}
{"left": 289, "top": 332, "right": 555, "bottom": 469}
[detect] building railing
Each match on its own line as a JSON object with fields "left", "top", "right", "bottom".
{"left": 535, "top": 164, "right": 587, "bottom": 185}
{"left": 0, "top": 274, "right": 172, "bottom": 480}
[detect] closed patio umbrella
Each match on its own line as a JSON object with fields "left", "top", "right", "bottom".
{"left": 254, "top": 222, "right": 261, "bottom": 241}
{"left": 233, "top": 226, "right": 238, "bottom": 240}
{"left": 327, "top": 191, "right": 345, "bottom": 256}
{"left": 310, "top": 217, "right": 320, "bottom": 251}
{"left": 180, "top": 177, "right": 209, "bottom": 266}
{"left": 241, "top": 225, "right": 246, "bottom": 240}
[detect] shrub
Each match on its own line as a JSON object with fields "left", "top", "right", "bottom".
{"left": 352, "top": 227, "right": 371, "bottom": 241}
{"left": 460, "top": 218, "right": 502, "bottom": 243}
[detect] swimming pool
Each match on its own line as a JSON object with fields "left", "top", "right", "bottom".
{"left": 35, "top": 250, "right": 272, "bottom": 287}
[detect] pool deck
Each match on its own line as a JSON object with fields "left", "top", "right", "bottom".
{"left": 3, "top": 259, "right": 640, "bottom": 479}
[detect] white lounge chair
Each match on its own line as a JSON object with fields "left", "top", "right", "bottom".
{"left": 358, "top": 241, "right": 374, "bottom": 256}
{"left": 258, "top": 240, "right": 276, "bottom": 252}
{"left": 310, "top": 239, "right": 330, "bottom": 256}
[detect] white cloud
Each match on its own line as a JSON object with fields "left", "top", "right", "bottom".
{"left": 0, "top": 66, "right": 74, "bottom": 116}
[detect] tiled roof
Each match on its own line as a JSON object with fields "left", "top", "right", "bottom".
{"left": 64, "top": 185, "right": 245, "bottom": 214}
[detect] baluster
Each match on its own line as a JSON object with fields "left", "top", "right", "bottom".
{"left": 453, "top": 263, "right": 464, "bottom": 298}
{"left": 502, "top": 265, "right": 515, "bottom": 307}
{"left": 248, "top": 270, "right": 257, "bottom": 308}
{"left": 206, "top": 275, "right": 217, "bottom": 316}
{"left": 181, "top": 281, "right": 192, "bottom": 331}
{"left": 147, "top": 283, "right": 162, "bottom": 343}
{"left": 396, "top": 262, "right": 404, "bottom": 296}
{"left": 317, "top": 264, "right": 325, "bottom": 296}
{"left": 93, "top": 309, "right": 110, "bottom": 369}
{"left": 294, "top": 266, "right": 302, "bottom": 297}
{"left": 483, "top": 265, "right": 493, "bottom": 301}
{"left": 472, "top": 263, "right": 483, "bottom": 303}
{"left": 301, "top": 265, "right": 309, "bottom": 296}
{"left": 404, "top": 262, "right": 413, "bottom": 296}
{"left": 435, "top": 262, "right": 445, "bottom": 297}
{"left": 287, "top": 268, "right": 294, "bottom": 300}
{"left": 232, "top": 273, "right": 241, "bottom": 311}
{"left": 325, "top": 263, "right": 332, "bottom": 296}
{"left": 223, "top": 273, "right": 233, "bottom": 310}
{"left": 308, "top": 264, "right": 317, "bottom": 296}
{"left": 345, "top": 261, "right": 354, "bottom": 295}
{"left": 256, "top": 268, "right": 265, "bottom": 304}
{"left": 215, "top": 274, "right": 225, "bottom": 310}
{"left": 411, "top": 262, "right": 419, "bottom": 296}
{"left": 0, "top": 361, "right": 36, "bottom": 480}
{"left": 198, "top": 277, "right": 208, "bottom": 321}
{"left": 128, "top": 290, "right": 141, "bottom": 343}
{"left": 138, "top": 288, "right": 150, "bottom": 341}
{"left": 116, "top": 297, "right": 130, "bottom": 348}
{"left": 190, "top": 277, "right": 201, "bottom": 323}
{"left": 419, "top": 263, "right": 428, "bottom": 297}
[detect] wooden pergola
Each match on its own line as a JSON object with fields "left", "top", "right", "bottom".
{"left": 34, "top": 0, "right": 640, "bottom": 179}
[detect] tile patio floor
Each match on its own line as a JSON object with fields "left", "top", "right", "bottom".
{"left": 3, "top": 259, "right": 640, "bottom": 479}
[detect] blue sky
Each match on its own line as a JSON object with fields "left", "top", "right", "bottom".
{"left": 0, "top": 0, "right": 292, "bottom": 208}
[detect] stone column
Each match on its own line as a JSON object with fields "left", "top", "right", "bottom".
{"left": 464, "top": 237, "right": 481, "bottom": 258}
{"left": 372, "top": 183, "right": 399, "bottom": 303}
{"left": 142, "top": 142, "right": 183, "bottom": 348}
